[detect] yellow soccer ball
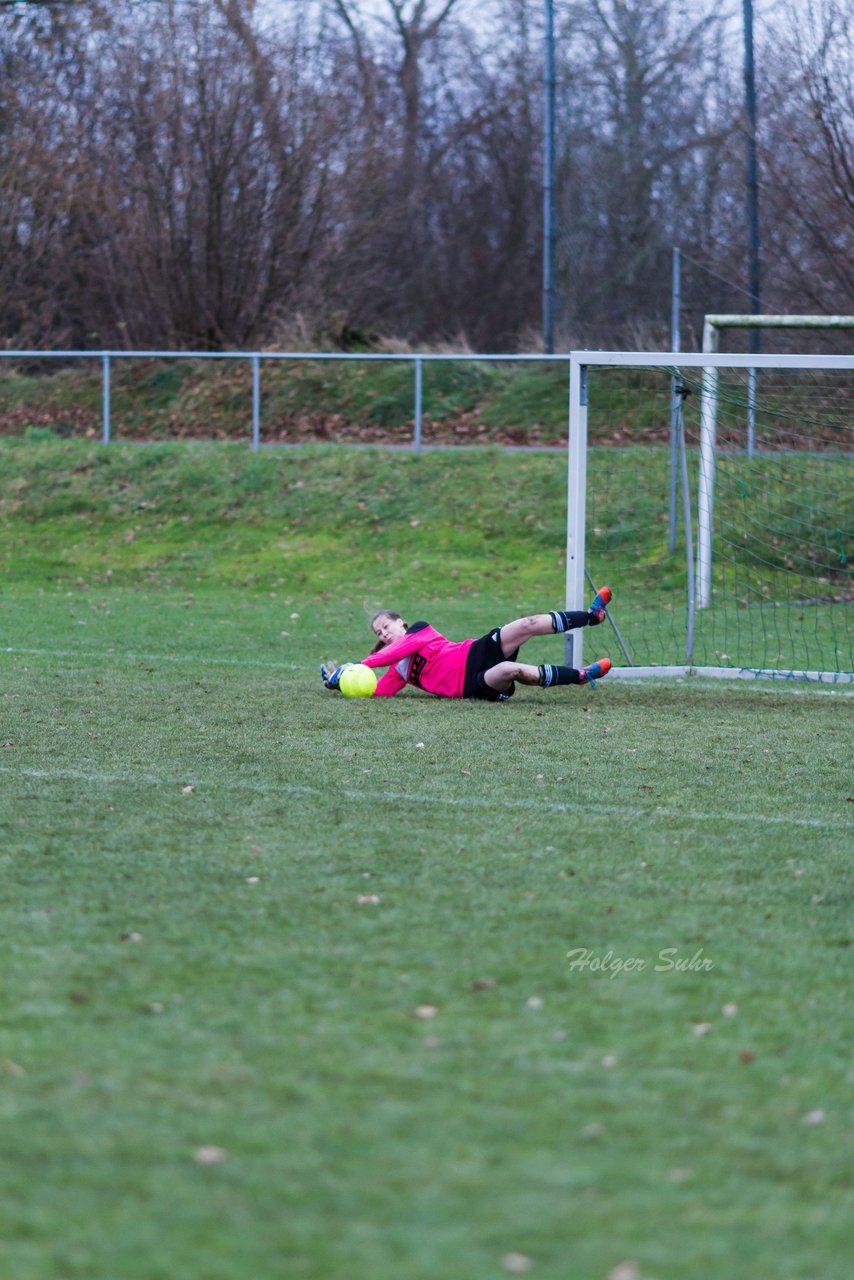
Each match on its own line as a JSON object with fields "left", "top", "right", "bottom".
{"left": 339, "top": 664, "right": 377, "bottom": 698}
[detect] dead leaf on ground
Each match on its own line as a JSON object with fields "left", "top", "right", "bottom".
{"left": 194, "top": 1146, "right": 228, "bottom": 1165}
{"left": 608, "top": 1263, "right": 639, "bottom": 1280}
{"left": 501, "top": 1254, "right": 534, "bottom": 1274}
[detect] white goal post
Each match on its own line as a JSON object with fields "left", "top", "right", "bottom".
{"left": 564, "top": 349, "right": 854, "bottom": 682}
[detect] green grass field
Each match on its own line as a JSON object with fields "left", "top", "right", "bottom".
{"left": 1, "top": 442, "right": 852, "bottom": 1280}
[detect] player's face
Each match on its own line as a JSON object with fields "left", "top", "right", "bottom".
{"left": 372, "top": 614, "right": 407, "bottom": 646}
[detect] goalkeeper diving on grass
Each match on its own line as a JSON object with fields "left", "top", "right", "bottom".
{"left": 321, "top": 586, "right": 613, "bottom": 700}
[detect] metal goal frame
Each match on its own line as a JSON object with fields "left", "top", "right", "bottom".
{"left": 565, "top": 350, "right": 854, "bottom": 683}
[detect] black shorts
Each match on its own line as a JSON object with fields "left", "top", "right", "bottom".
{"left": 462, "top": 627, "right": 519, "bottom": 701}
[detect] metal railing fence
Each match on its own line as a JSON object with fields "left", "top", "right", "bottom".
{"left": 0, "top": 349, "right": 576, "bottom": 453}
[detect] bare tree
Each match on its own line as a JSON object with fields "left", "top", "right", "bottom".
{"left": 0, "top": 1, "right": 340, "bottom": 347}
{"left": 1, "top": 0, "right": 851, "bottom": 352}
{"left": 761, "top": 0, "right": 854, "bottom": 312}
{"left": 0, "top": 6, "right": 106, "bottom": 345}
{"left": 556, "top": 0, "right": 736, "bottom": 341}
{"left": 324, "top": 0, "right": 477, "bottom": 333}
{"left": 331, "top": 0, "right": 464, "bottom": 192}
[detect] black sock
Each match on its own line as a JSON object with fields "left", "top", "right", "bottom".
{"left": 538, "top": 663, "right": 581, "bottom": 687}
{"left": 549, "top": 609, "right": 590, "bottom": 633}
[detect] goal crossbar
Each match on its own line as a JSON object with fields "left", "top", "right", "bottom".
{"left": 701, "top": 314, "right": 854, "bottom": 353}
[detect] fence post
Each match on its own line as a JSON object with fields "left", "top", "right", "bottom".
{"left": 102, "top": 355, "right": 111, "bottom": 445}
{"left": 251, "top": 355, "right": 261, "bottom": 452}
{"left": 413, "top": 357, "right": 423, "bottom": 454}
{"left": 747, "top": 367, "right": 757, "bottom": 459}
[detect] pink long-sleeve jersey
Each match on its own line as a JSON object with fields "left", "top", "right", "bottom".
{"left": 360, "top": 624, "right": 473, "bottom": 698}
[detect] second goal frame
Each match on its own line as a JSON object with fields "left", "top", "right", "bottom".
{"left": 564, "top": 349, "right": 854, "bottom": 676}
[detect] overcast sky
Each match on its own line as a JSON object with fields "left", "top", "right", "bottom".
{"left": 254, "top": 0, "right": 816, "bottom": 57}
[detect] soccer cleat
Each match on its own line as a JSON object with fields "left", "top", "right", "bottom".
{"left": 587, "top": 585, "right": 612, "bottom": 625}
{"left": 579, "top": 657, "right": 611, "bottom": 686}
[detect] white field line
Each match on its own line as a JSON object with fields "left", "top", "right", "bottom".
{"left": 1, "top": 646, "right": 300, "bottom": 670}
{"left": 1, "top": 766, "right": 845, "bottom": 831}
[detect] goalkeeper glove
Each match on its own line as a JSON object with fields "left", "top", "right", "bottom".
{"left": 320, "top": 662, "right": 347, "bottom": 690}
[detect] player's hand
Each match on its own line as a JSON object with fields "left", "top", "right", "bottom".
{"left": 321, "top": 662, "right": 347, "bottom": 690}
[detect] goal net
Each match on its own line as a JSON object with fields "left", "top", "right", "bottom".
{"left": 564, "top": 352, "right": 854, "bottom": 683}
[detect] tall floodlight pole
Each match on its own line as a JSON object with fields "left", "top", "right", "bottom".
{"left": 668, "top": 247, "right": 681, "bottom": 553}
{"left": 743, "top": 0, "right": 761, "bottom": 456}
{"left": 543, "top": 0, "right": 556, "bottom": 353}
